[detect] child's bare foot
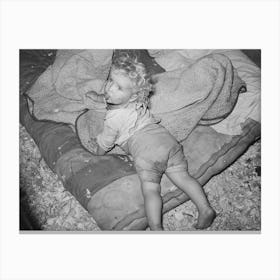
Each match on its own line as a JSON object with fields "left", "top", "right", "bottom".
{"left": 195, "top": 207, "right": 216, "bottom": 229}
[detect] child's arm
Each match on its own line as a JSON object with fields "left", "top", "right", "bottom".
{"left": 92, "top": 117, "right": 118, "bottom": 155}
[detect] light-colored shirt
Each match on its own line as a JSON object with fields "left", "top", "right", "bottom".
{"left": 96, "top": 103, "right": 159, "bottom": 152}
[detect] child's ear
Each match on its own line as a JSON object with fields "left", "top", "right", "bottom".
{"left": 150, "top": 75, "right": 160, "bottom": 93}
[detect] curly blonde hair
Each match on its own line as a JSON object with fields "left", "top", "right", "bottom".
{"left": 112, "top": 52, "right": 153, "bottom": 109}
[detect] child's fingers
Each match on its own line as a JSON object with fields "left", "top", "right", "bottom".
{"left": 87, "top": 137, "right": 98, "bottom": 154}
{"left": 86, "top": 91, "right": 99, "bottom": 100}
{"left": 84, "top": 93, "right": 106, "bottom": 111}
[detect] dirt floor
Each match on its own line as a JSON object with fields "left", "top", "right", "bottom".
{"left": 20, "top": 124, "right": 261, "bottom": 231}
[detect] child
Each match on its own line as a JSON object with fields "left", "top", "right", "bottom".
{"left": 88, "top": 54, "right": 216, "bottom": 231}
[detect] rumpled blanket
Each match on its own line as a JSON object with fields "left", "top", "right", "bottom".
{"left": 149, "top": 53, "right": 246, "bottom": 141}
{"left": 27, "top": 50, "right": 246, "bottom": 152}
{"left": 27, "top": 49, "right": 111, "bottom": 125}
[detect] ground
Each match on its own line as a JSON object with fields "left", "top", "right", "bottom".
{"left": 20, "top": 124, "right": 261, "bottom": 231}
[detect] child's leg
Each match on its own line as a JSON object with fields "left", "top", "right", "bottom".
{"left": 141, "top": 181, "right": 163, "bottom": 230}
{"left": 166, "top": 170, "right": 216, "bottom": 229}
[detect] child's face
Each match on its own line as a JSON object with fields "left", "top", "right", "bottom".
{"left": 104, "top": 69, "right": 136, "bottom": 105}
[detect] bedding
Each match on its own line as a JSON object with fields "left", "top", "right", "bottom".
{"left": 148, "top": 49, "right": 260, "bottom": 135}
{"left": 20, "top": 49, "right": 261, "bottom": 230}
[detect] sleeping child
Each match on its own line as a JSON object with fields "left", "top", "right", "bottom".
{"left": 87, "top": 53, "right": 216, "bottom": 230}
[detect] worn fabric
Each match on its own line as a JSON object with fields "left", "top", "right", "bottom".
{"left": 149, "top": 49, "right": 260, "bottom": 135}
{"left": 127, "top": 123, "right": 188, "bottom": 183}
{"left": 149, "top": 53, "right": 246, "bottom": 141}
{"left": 96, "top": 103, "right": 159, "bottom": 151}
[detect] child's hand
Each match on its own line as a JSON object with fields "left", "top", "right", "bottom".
{"left": 84, "top": 91, "right": 106, "bottom": 111}
{"left": 87, "top": 137, "right": 106, "bottom": 155}
{"left": 86, "top": 91, "right": 102, "bottom": 101}
{"left": 87, "top": 137, "right": 99, "bottom": 154}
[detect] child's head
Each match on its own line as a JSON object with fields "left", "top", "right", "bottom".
{"left": 104, "top": 53, "right": 152, "bottom": 107}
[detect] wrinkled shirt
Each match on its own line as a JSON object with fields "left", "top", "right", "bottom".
{"left": 96, "top": 103, "right": 159, "bottom": 152}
